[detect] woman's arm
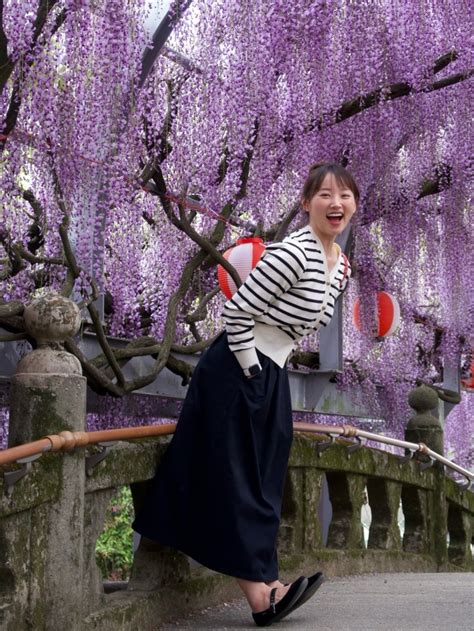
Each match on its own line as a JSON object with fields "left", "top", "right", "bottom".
{"left": 222, "top": 240, "right": 307, "bottom": 372}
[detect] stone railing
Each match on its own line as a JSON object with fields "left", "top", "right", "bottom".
{"left": 1, "top": 432, "right": 472, "bottom": 631}
{"left": 0, "top": 294, "right": 472, "bottom": 631}
{"left": 280, "top": 433, "right": 473, "bottom": 574}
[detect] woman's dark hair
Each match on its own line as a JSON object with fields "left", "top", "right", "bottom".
{"left": 302, "top": 162, "right": 360, "bottom": 203}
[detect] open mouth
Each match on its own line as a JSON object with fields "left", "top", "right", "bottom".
{"left": 326, "top": 212, "right": 344, "bottom": 226}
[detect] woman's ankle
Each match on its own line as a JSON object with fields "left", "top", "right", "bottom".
{"left": 236, "top": 578, "right": 291, "bottom": 613}
{"left": 236, "top": 579, "right": 271, "bottom": 613}
{"left": 266, "top": 579, "right": 284, "bottom": 589}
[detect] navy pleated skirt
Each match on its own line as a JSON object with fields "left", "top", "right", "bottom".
{"left": 132, "top": 332, "right": 293, "bottom": 582}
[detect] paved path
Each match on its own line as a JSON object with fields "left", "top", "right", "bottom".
{"left": 157, "top": 573, "right": 474, "bottom": 630}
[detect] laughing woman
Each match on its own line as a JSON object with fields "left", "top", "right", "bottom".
{"left": 133, "top": 162, "right": 359, "bottom": 627}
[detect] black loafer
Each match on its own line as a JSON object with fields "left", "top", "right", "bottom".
{"left": 252, "top": 576, "right": 308, "bottom": 627}
{"left": 286, "top": 571, "right": 325, "bottom": 615}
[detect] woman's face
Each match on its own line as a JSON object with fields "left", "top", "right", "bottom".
{"left": 302, "top": 173, "right": 357, "bottom": 242}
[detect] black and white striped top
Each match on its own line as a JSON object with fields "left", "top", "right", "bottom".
{"left": 222, "top": 225, "right": 351, "bottom": 370}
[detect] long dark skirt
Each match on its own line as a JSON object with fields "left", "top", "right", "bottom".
{"left": 132, "top": 332, "right": 293, "bottom": 582}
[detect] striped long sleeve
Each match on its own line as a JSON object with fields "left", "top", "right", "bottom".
{"left": 222, "top": 240, "right": 308, "bottom": 370}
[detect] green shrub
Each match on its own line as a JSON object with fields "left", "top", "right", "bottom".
{"left": 95, "top": 486, "right": 134, "bottom": 581}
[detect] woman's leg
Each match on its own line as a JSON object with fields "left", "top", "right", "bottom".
{"left": 266, "top": 580, "right": 285, "bottom": 588}
{"left": 236, "top": 579, "right": 290, "bottom": 613}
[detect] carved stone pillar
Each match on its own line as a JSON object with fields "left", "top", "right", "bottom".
{"left": 326, "top": 471, "right": 365, "bottom": 549}
{"left": 278, "top": 467, "right": 324, "bottom": 555}
{"left": 447, "top": 503, "right": 473, "bottom": 568}
{"left": 8, "top": 292, "right": 87, "bottom": 630}
{"left": 367, "top": 478, "right": 402, "bottom": 550}
{"left": 401, "top": 485, "right": 429, "bottom": 554}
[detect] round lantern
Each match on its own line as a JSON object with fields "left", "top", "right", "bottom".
{"left": 461, "top": 360, "right": 474, "bottom": 390}
{"left": 353, "top": 291, "right": 400, "bottom": 338}
{"left": 217, "top": 237, "right": 266, "bottom": 299}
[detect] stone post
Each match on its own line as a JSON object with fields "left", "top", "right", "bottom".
{"left": 405, "top": 385, "right": 443, "bottom": 457}
{"left": 8, "top": 292, "right": 87, "bottom": 629}
{"left": 405, "top": 384, "right": 448, "bottom": 568}
{"left": 326, "top": 471, "right": 366, "bottom": 550}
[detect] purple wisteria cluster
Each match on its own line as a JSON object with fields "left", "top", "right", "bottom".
{"left": 0, "top": 1, "right": 472, "bottom": 464}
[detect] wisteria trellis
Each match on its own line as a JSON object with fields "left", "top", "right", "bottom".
{"left": 0, "top": 0, "right": 472, "bottom": 464}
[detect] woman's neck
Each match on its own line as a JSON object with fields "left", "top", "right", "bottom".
{"left": 308, "top": 224, "right": 338, "bottom": 259}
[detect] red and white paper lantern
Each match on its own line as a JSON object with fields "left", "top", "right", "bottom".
{"left": 461, "top": 360, "right": 474, "bottom": 390}
{"left": 218, "top": 237, "right": 266, "bottom": 299}
{"left": 353, "top": 291, "right": 401, "bottom": 338}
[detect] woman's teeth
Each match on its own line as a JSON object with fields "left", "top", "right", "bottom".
{"left": 327, "top": 212, "right": 343, "bottom": 222}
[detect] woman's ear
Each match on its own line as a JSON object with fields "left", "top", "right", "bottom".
{"left": 301, "top": 197, "right": 309, "bottom": 212}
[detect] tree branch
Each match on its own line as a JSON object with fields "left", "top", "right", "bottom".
{"left": 284, "top": 51, "right": 471, "bottom": 144}
{"left": 15, "top": 243, "right": 63, "bottom": 266}
{"left": 424, "top": 68, "right": 474, "bottom": 94}
{"left": 0, "top": 229, "right": 25, "bottom": 279}
{"left": 89, "top": 332, "right": 219, "bottom": 373}
{"left": 114, "top": 246, "right": 212, "bottom": 393}
{"left": 157, "top": 79, "right": 178, "bottom": 163}
{"left": 417, "top": 163, "right": 452, "bottom": 199}
{"left": 178, "top": 201, "right": 243, "bottom": 288}
{"left": 432, "top": 50, "right": 458, "bottom": 74}
{"left": 0, "top": 331, "right": 28, "bottom": 341}
{"left": 87, "top": 303, "right": 126, "bottom": 386}
{"left": 31, "top": 0, "right": 60, "bottom": 44}
{"left": 189, "top": 321, "right": 201, "bottom": 342}
{"left": 49, "top": 153, "right": 126, "bottom": 386}
{"left": 172, "top": 333, "right": 219, "bottom": 354}
{"left": 141, "top": 75, "right": 187, "bottom": 183}
{"left": 360, "top": 160, "right": 456, "bottom": 228}
{"left": 51, "top": 7, "right": 67, "bottom": 39}
{"left": 64, "top": 337, "right": 124, "bottom": 396}
{"left": 1, "top": 0, "right": 61, "bottom": 150}
{"left": 236, "top": 118, "right": 260, "bottom": 201}
{"left": 185, "top": 287, "right": 220, "bottom": 324}
{"left": 60, "top": 219, "right": 123, "bottom": 385}
{"left": 21, "top": 188, "right": 46, "bottom": 253}
{"left": 0, "top": 1, "right": 13, "bottom": 95}
{"left": 264, "top": 199, "right": 302, "bottom": 242}
{"left": 0, "top": 313, "right": 25, "bottom": 333}
{"left": 165, "top": 353, "right": 194, "bottom": 386}
{"left": 416, "top": 379, "right": 461, "bottom": 404}
{"left": 0, "top": 300, "right": 24, "bottom": 318}
{"left": 208, "top": 118, "right": 261, "bottom": 247}
{"left": 150, "top": 165, "right": 243, "bottom": 289}
{"left": 290, "top": 351, "right": 320, "bottom": 370}
{"left": 305, "top": 66, "right": 473, "bottom": 134}
{"left": 82, "top": 245, "right": 212, "bottom": 393}
{"left": 0, "top": 0, "right": 14, "bottom": 94}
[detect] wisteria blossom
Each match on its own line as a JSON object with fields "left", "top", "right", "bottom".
{"left": 0, "top": 0, "right": 472, "bottom": 464}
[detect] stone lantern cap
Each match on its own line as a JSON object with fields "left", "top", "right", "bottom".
{"left": 23, "top": 291, "right": 81, "bottom": 345}
{"left": 408, "top": 384, "right": 439, "bottom": 413}
{"left": 17, "top": 292, "right": 82, "bottom": 376}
